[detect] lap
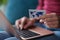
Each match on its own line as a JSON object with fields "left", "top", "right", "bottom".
{"left": 54, "top": 31, "right": 60, "bottom": 38}
{"left": 4, "top": 37, "right": 19, "bottom": 40}
{"left": 0, "top": 31, "right": 11, "bottom": 40}
{"left": 0, "top": 25, "right": 60, "bottom": 40}
{"left": 5, "top": 35, "right": 60, "bottom": 40}
{"left": 0, "top": 31, "right": 59, "bottom": 40}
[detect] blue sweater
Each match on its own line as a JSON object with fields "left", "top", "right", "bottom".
{"left": 5, "top": 0, "right": 38, "bottom": 24}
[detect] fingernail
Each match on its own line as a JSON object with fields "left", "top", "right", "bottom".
{"left": 19, "top": 25, "right": 23, "bottom": 30}
{"left": 40, "top": 19, "right": 44, "bottom": 22}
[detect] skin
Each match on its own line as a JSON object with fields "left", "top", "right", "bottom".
{"left": 15, "top": 13, "right": 59, "bottom": 30}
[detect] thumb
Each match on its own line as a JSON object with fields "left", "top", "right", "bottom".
{"left": 39, "top": 19, "right": 45, "bottom": 24}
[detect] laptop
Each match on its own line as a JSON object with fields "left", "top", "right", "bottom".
{"left": 0, "top": 13, "right": 54, "bottom": 40}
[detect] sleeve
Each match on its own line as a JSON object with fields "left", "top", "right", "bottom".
{"left": 36, "top": 0, "right": 44, "bottom": 10}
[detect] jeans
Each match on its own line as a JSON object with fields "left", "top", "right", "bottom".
{"left": 0, "top": 31, "right": 11, "bottom": 40}
{"left": 4, "top": 35, "right": 60, "bottom": 40}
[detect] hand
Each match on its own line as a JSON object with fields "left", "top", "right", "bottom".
{"left": 15, "top": 17, "right": 35, "bottom": 30}
{"left": 39, "top": 13, "right": 59, "bottom": 28}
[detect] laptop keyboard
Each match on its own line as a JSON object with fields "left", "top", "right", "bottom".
{"left": 14, "top": 27, "right": 40, "bottom": 38}
{"left": 19, "top": 29, "right": 40, "bottom": 38}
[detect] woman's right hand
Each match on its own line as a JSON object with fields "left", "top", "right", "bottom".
{"left": 15, "top": 17, "right": 36, "bottom": 30}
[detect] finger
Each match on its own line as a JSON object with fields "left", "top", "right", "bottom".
{"left": 24, "top": 19, "right": 34, "bottom": 29}
{"left": 24, "top": 21, "right": 33, "bottom": 29}
{"left": 46, "top": 21, "right": 59, "bottom": 25}
{"left": 47, "top": 24, "right": 58, "bottom": 28}
{"left": 39, "top": 19, "right": 45, "bottom": 23}
{"left": 50, "top": 13, "right": 56, "bottom": 15}
{"left": 29, "top": 18, "right": 36, "bottom": 23}
{"left": 45, "top": 13, "right": 56, "bottom": 18}
{"left": 20, "top": 17, "right": 28, "bottom": 29}
{"left": 45, "top": 17, "right": 58, "bottom": 22}
{"left": 39, "top": 13, "right": 56, "bottom": 20}
{"left": 15, "top": 19, "right": 21, "bottom": 29}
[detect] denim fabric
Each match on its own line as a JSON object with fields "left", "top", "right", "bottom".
{"left": 5, "top": 35, "right": 60, "bottom": 40}
{"left": 4, "top": 37, "right": 19, "bottom": 40}
{"left": 0, "top": 31, "right": 11, "bottom": 40}
{"left": 54, "top": 31, "right": 60, "bottom": 38}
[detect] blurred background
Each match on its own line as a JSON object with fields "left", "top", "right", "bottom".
{"left": 0, "top": 0, "right": 7, "bottom": 12}
{"left": 0, "top": 0, "right": 7, "bottom": 30}
{"left": 0, "top": 0, "right": 38, "bottom": 30}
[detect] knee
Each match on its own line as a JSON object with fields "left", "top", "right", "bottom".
{"left": 54, "top": 31, "right": 60, "bottom": 37}
{"left": 0, "top": 31, "right": 11, "bottom": 40}
{"left": 4, "top": 37, "right": 19, "bottom": 40}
